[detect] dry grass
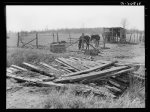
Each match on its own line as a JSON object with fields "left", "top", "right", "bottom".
{"left": 43, "top": 81, "right": 145, "bottom": 108}
{"left": 7, "top": 47, "right": 56, "bottom": 67}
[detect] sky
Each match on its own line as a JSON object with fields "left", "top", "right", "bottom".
{"left": 6, "top": 6, "right": 144, "bottom": 32}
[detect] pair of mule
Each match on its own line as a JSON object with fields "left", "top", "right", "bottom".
{"left": 78, "top": 34, "right": 101, "bottom": 50}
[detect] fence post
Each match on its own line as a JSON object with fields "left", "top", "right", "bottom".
{"left": 57, "top": 32, "right": 59, "bottom": 42}
{"left": 134, "top": 34, "right": 136, "bottom": 43}
{"left": 69, "top": 33, "right": 71, "bottom": 44}
{"left": 17, "top": 32, "right": 20, "bottom": 47}
{"left": 53, "top": 33, "right": 55, "bottom": 43}
{"left": 36, "top": 32, "right": 38, "bottom": 48}
{"left": 102, "top": 33, "right": 106, "bottom": 48}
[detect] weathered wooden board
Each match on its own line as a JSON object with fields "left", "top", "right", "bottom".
{"left": 104, "top": 85, "right": 122, "bottom": 92}
{"left": 109, "top": 77, "right": 129, "bottom": 86}
{"left": 89, "top": 67, "right": 134, "bottom": 82}
{"left": 22, "top": 62, "right": 54, "bottom": 77}
{"left": 39, "top": 62, "right": 60, "bottom": 71}
{"left": 55, "top": 59, "right": 79, "bottom": 71}
{"left": 7, "top": 72, "right": 64, "bottom": 87}
{"left": 11, "top": 65, "right": 28, "bottom": 71}
{"left": 7, "top": 68, "right": 15, "bottom": 73}
{"left": 65, "top": 58, "right": 89, "bottom": 70}
{"left": 39, "top": 62, "right": 69, "bottom": 75}
{"left": 69, "top": 56, "right": 102, "bottom": 68}
{"left": 57, "top": 58, "right": 81, "bottom": 71}
{"left": 8, "top": 67, "right": 20, "bottom": 72}
{"left": 54, "top": 66, "right": 129, "bottom": 83}
{"left": 62, "top": 61, "right": 118, "bottom": 77}
{"left": 108, "top": 80, "right": 127, "bottom": 91}
{"left": 95, "top": 60, "right": 112, "bottom": 65}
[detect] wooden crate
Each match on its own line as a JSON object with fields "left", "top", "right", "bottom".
{"left": 83, "top": 49, "right": 99, "bottom": 55}
{"left": 50, "top": 43, "right": 66, "bottom": 53}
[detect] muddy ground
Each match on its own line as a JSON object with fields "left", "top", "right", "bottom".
{"left": 6, "top": 43, "right": 145, "bottom": 109}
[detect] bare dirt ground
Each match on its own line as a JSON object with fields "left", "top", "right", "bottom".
{"left": 6, "top": 42, "right": 145, "bottom": 109}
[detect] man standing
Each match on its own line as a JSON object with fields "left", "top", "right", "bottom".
{"left": 78, "top": 33, "right": 85, "bottom": 50}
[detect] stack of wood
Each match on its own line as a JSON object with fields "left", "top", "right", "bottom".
{"left": 6, "top": 56, "right": 144, "bottom": 97}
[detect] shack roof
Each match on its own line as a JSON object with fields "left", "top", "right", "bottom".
{"left": 103, "top": 27, "right": 125, "bottom": 30}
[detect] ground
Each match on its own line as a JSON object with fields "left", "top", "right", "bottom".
{"left": 6, "top": 42, "right": 145, "bottom": 108}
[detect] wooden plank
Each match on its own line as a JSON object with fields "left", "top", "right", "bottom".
{"left": 22, "top": 62, "right": 54, "bottom": 77}
{"left": 69, "top": 57, "right": 99, "bottom": 69}
{"left": 69, "top": 56, "right": 100, "bottom": 65}
{"left": 110, "top": 77, "right": 129, "bottom": 85}
{"left": 90, "top": 67, "right": 134, "bottom": 81}
{"left": 108, "top": 80, "right": 122, "bottom": 88}
{"left": 113, "top": 76, "right": 129, "bottom": 83}
{"left": 66, "top": 58, "right": 87, "bottom": 68}
{"left": 55, "top": 59, "right": 73, "bottom": 68}
{"left": 95, "top": 60, "right": 111, "bottom": 64}
{"left": 7, "top": 68, "right": 14, "bottom": 73}
{"left": 8, "top": 67, "right": 20, "bottom": 72}
{"left": 7, "top": 72, "right": 42, "bottom": 81}
{"left": 62, "top": 61, "right": 118, "bottom": 77}
{"left": 61, "top": 57, "right": 88, "bottom": 70}
{"left": 39, "top": 62, "right": 60, "bottom": 71}
{"left": 57, "top": 58, "right": 81, "bottom": 71}
{"left": 64, "top": 58, "right": 89, "bottom": 70}
{"left": 11, "top": 65, "right": 28, "bottom": 71}
{"left": 55, "top": 59, "right": 79, "bottom": 71}
{"left": 59, "top": 67, "right": 73, "bottom": 73}
{"left": 108, "top": 80, "right": 127, "bottom": 90}
{"left": 39, "top": 62, "right": 69, "bottom": 76}
{"left": 105, "top": 85, "right": 122, "bottom": 92}
{"left": 6, "top": 73, "right": 64, "bottom": 87}
{"left": 54, "top": 66, "right": 129, "bottom": 83}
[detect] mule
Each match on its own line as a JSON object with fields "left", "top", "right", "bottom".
{"left": 90, "top": 34, "right": 101, "bottom": 48}
{"left": 78, "top": 34, "right": 90, "bottom": 50}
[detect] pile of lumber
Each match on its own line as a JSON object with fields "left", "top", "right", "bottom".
{"left": 6, "top": 56, "right": 144, "bottom": 97}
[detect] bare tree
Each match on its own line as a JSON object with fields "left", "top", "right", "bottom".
{"left": 121, "top": 18, "right": 128, "bottom": 29}
{"left": 120, "top": 18, "right": 129, "bottom": 43}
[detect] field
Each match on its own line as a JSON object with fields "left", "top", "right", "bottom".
{"left": 6, "top": 33, "right": 145, "bottom": 108}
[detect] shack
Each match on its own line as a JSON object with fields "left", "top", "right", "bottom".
{"left": 103, "top": 27, "right": 126, "bottom": 43}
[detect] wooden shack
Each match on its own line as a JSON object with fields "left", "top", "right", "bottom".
{"left": 103, "top": 27, "right": 126, "bottom": 43}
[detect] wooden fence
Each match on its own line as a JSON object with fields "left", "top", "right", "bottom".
{"left": 17, "top": 32, "right": 77, "bottom": 49}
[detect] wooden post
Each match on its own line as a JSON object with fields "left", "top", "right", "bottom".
{"left": 57, "top": 32, "right": 59, "bottom": 43}
{"left": 137, "top": 33, "right": 139, "bottom": 43}
{"left": 119, "top": 30, "right": 121, "bottom": 43}
{"left": 139, "top": 33, "right": 141, "bottom": 42}
{"left": 134, "top": 34, "right": 136, "bottom": 43}
{"left": 129, "top": 33, "right": 132, "bottom": 43}
{"left": 102, "top": 33, "right": 106, "bottom": 48}
{"left": 36, "top": 33, "right": 38, "bottom": 48}
{"left": 53, "top": 33, "right": 55, "bottom": 43}
{"left": 112, "top": 29, "right": 113, "bottom": 43}
{"left": 69, "top": 33, "right": 71, "bottom": 44}
{"left": 17, "top": 32, "right": 20, "bottom": 47}
{"left": 140, "top": 33, "right": 142, "bottom": 42}
{"left": 143, "top": 34, "right": 145, "bottom": 42}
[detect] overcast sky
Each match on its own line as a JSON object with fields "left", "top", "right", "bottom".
{"left": 6, "top": 6, "right": 144, "bottom": 32}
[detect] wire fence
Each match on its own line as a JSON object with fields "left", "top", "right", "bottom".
{"left": 7, "top": 31, "right": 144, "bottom": 50}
